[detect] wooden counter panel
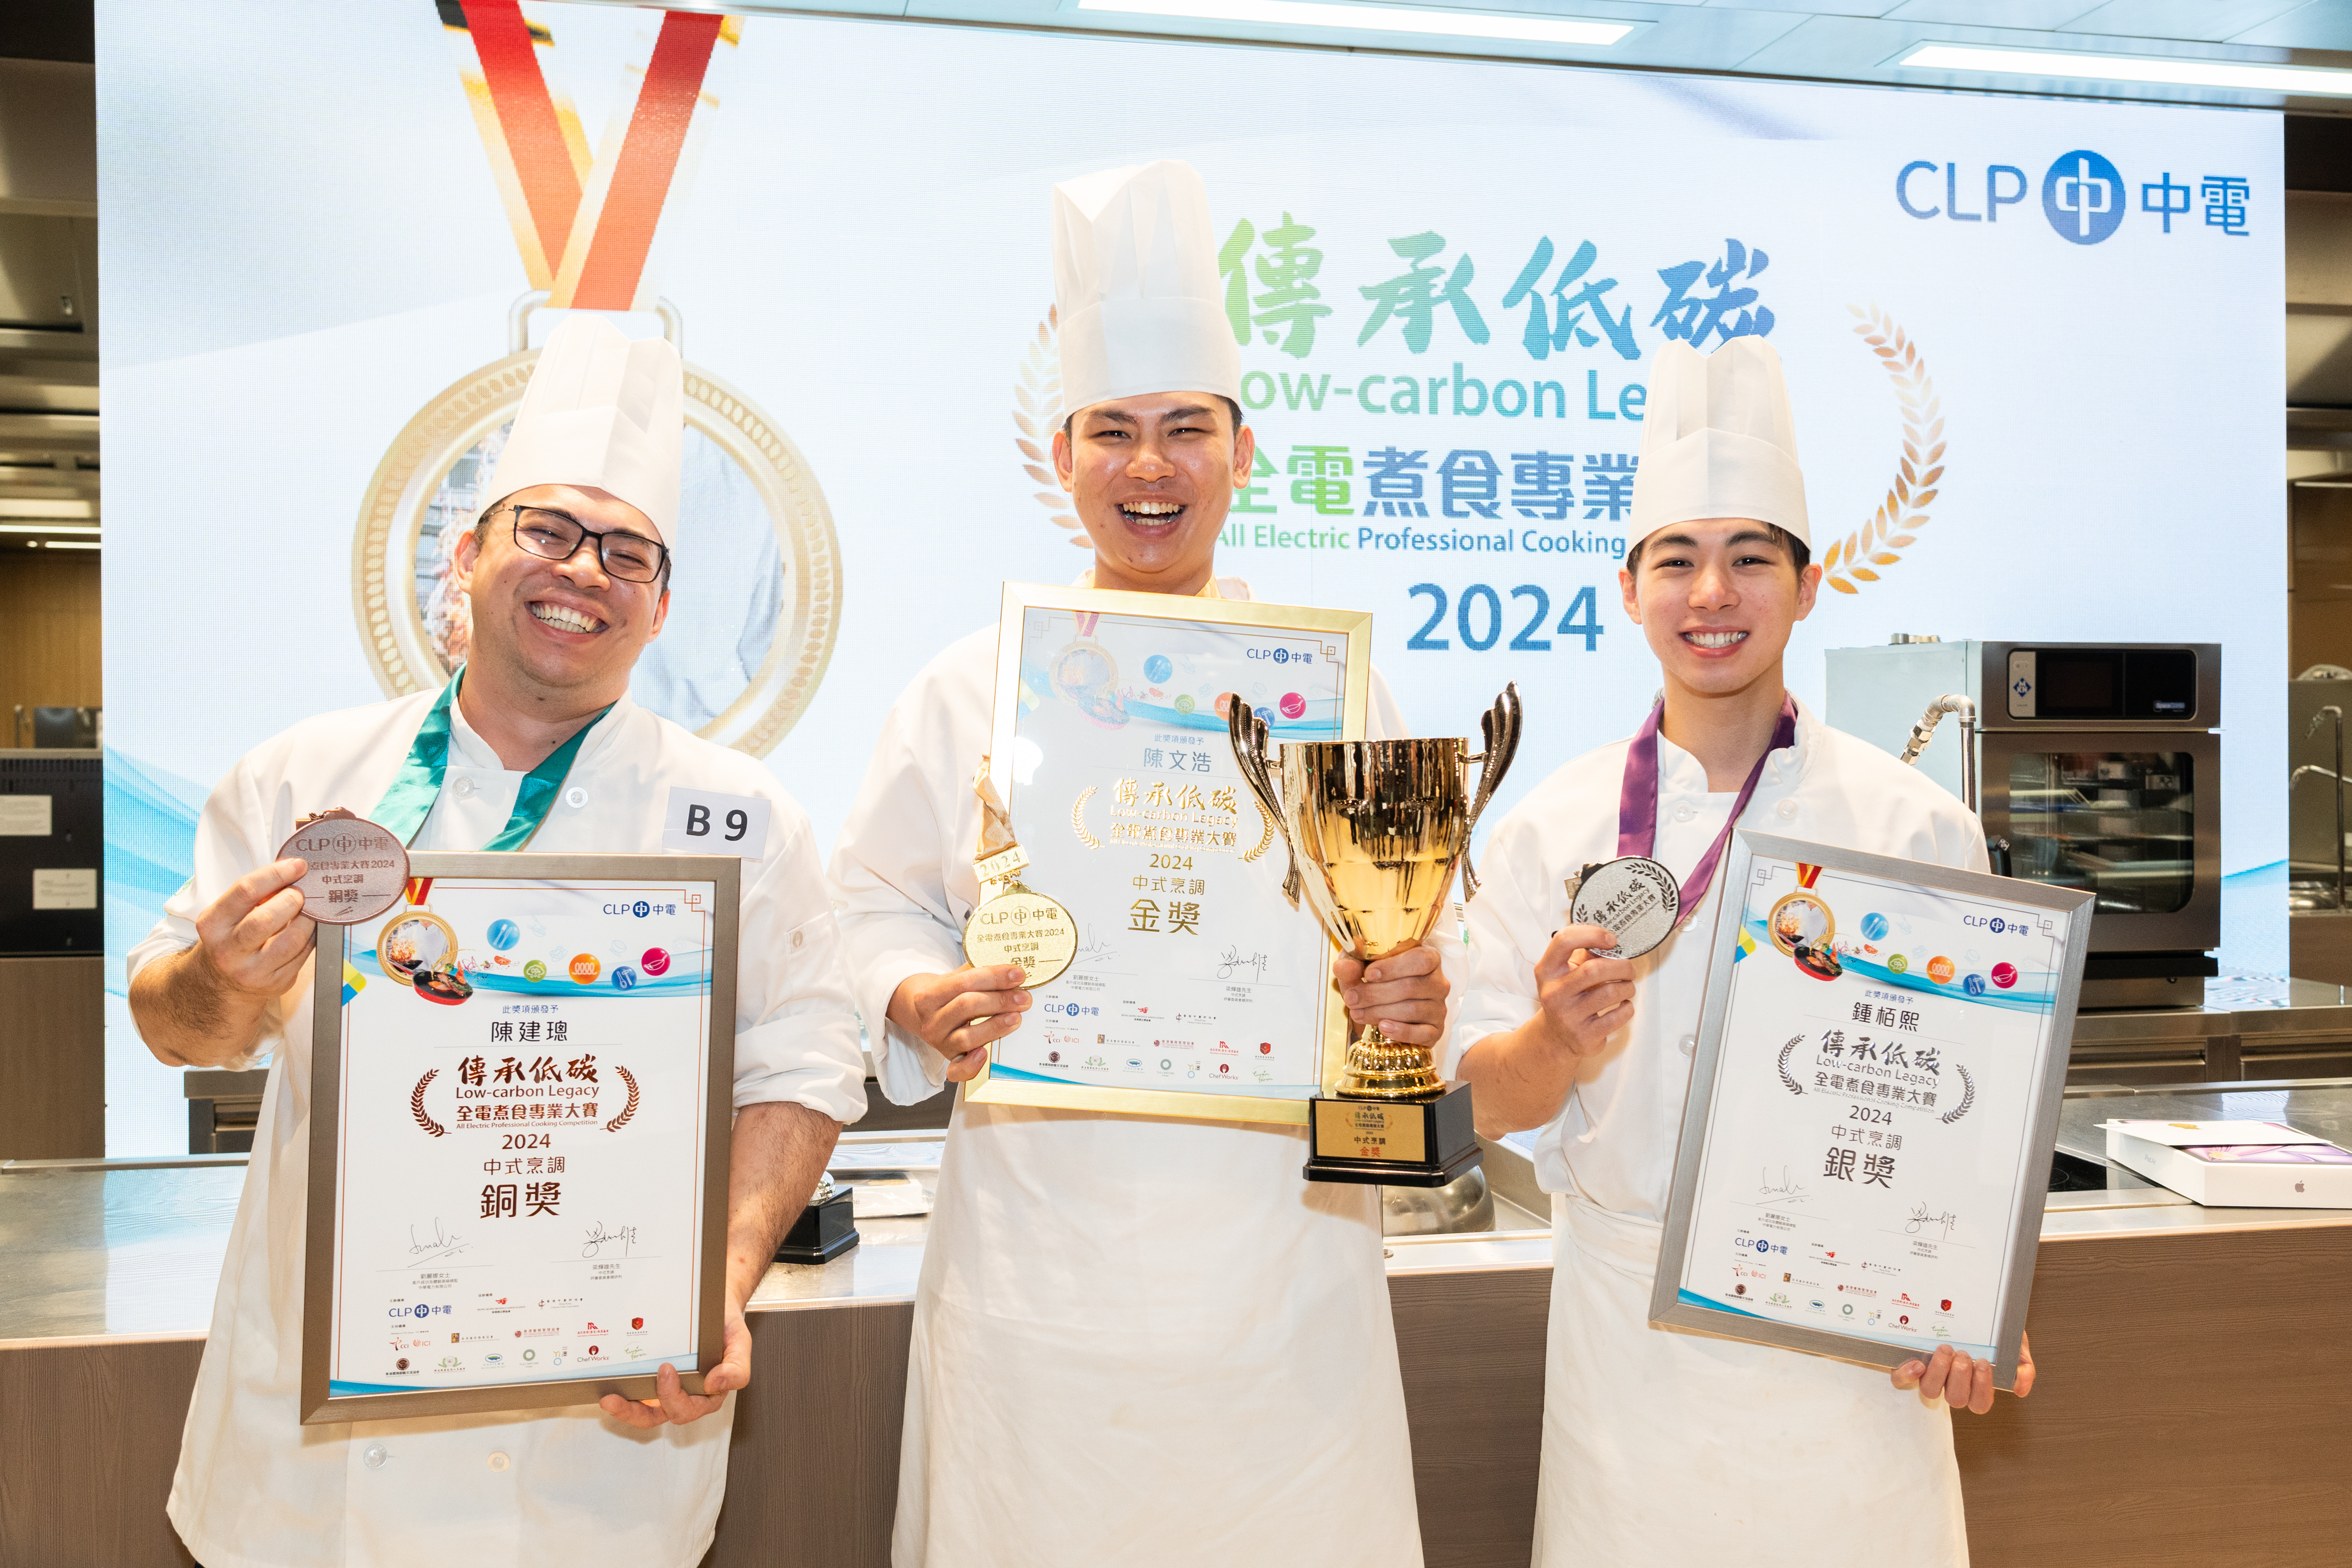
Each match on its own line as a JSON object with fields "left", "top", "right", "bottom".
{"left": 707, "top": 1301, "right": 913, "bottom": 1568}
{"left": 0, "top": 1336, "right": 199, "bottom": 1568}
{"left": 9, "top": 1225, "right": 2350, "bottom": 1566}
{"left": 0, "top": 956, "right": 105, "bottom": 1160}
{"left": 1954, "top": 1224, "right": 2352, "bottom": 1566}
{"left": 1392, "top": 1268, "right": 1549, "bottom": 1568}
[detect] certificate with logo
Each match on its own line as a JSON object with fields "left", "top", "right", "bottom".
{"left": 964, "top": 583, "right": 1371, "bottom": 1125}
{"left": 1651, "top": 833, "right": 2093, "bottom": 1390}
{"left": 301, "top": 853, "right": 737, "bottom": 1423}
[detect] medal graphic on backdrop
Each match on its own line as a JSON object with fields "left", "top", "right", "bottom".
{"left": 1229, "top": 684, "right": 1520, "bottom": 1186}
{"left": 354, "top": 4, "right": 840, "bottom": 757}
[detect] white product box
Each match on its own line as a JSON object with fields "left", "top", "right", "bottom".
{"left": 2102, "top": 1120, "right": 2352, "bottom": 1208}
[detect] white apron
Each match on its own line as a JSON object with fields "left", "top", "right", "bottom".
{"left": 895, "top": 1100, "right": 1421, "bottom": 1567}
{"left": 1532, "top": 1187, "right": 1968, "bottom": 1565}
{"left": 1446, "top": 700, "right": 1988, "bottom": 1567}
{"left": 830, "top": 596, "right": 1424, "bottom": 1568}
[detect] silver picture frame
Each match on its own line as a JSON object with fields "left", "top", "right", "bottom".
{"left": 1648, "top": 831, "right": 2094, "bottom": 1392}
{"left": 301, "top": 852, "right": 740, "bottom": 1424}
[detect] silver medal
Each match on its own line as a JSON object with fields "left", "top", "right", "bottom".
{"left": 1567, "top": 856, "right": 1682, "bottom": 960}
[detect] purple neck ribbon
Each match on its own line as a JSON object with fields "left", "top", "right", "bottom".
{"left": 1615, "top": 694, "right": 1799, "bottom": 920}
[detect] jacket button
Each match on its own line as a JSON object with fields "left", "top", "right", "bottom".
{"left": 453, "top": 776, "right": 476, "bottom": 799}
{"left": 488, "top": 1451, "right": 511, "bottom": 1472}
{"left": 565, "top": 786, "right": 589, "bottom": 809}
{"left": 1671, "top": 801, "right": 1696, "bottom": 824}
{"left": 1775, "top": 799, "right": 1798, "bottom": 820}
{"left": 362, "top": 1444, "right": 388, "bottom": 1470}
{"left": 1678, "top": 1034, "right": 1697, "bottom": 1055}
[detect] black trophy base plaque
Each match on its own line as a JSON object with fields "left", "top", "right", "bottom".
{"left": 774, "top": 1187, "right": 859, "bottom": 1263}
{"left": 1303, "top": 1083, "right": 1480, "bottom": 1187}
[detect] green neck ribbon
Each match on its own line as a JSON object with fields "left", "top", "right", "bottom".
{"left": 370, "top": 670, "right": 614, "bottom": 850}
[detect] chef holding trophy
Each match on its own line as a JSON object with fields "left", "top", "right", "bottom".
{"left": 125, "top": 316, "right": 865, "bottom": 1568}
{"left": 831, "top": 159, "right": 1495, "bottom": 1567}
{"left": 1447, "top": 336, "right": 2038, "bottom": 1565}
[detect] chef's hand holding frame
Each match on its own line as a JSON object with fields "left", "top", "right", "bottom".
{"left": 1893, "top": 1335, "right": 2037, "bottom": 1415}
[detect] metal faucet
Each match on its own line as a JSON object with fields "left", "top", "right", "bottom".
{"left": 1898, "top": 694, "right": 2010, "bottom": 873}
{"left": 1899, "top": 694, "right": 1979, "bottom": 812}
{"left": 2294, "top": 706, "right": 2347, "bottom": 910}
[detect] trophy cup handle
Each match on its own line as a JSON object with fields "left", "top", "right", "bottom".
{"left": 1226, "top": 701, "right": 1306, "bottom": 910}
{"left": 1457, "top": 682, "right": 1524, "bottom": 901}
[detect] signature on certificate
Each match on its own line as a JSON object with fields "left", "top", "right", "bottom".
{"left": 1216, "top": 947, "right": 1271, "bottom": 984}
{"left": 581, "top": 1221, "right": 639, "bottom": 1260}
{"left": 1904, "top": 1204, "right": 1961, "bottom": 1241}
{"left": 1757, "top": 1167, "right": 1811, "bottom": 1204}
{"left": 1072, "top": 929, "right": 1118, "bottom": 969}
{"left": 406, "top": 1218, "right": 470, "bottom": 1264}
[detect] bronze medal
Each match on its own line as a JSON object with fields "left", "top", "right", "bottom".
{"left": 278, "top": 809, "right": 410, "bottom": 926}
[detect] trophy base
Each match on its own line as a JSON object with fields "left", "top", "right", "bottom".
{"left": 1302, "top": 1083, "right": 1481, "bottom": 1188}
{"left": 773, "top": 1188, "right": 859, "bottom": 1263}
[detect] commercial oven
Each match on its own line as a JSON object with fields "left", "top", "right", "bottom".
{"left": 1826, "top": 641, "right": 2221, "bottom": 1008}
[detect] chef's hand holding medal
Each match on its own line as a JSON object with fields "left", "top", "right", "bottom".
{"left": 183, "top": 809, "right": 407, "bottom": 1008}
{"left": 884, "top": 759, "right": 1079, "bottom": 1084}
{"left": 1532, "top": 857, "right": 1682, "bottom": 1060}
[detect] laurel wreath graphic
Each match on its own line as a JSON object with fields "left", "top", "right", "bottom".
{"left": 411, "top": 1070, "right": 446, "bottom": 1138}
{"left": 605, "top": 1066, "right": 640, "bottom": 1133}
{"left": 1823, "top": 305, "right": 1945, "bottom": 596}
{"left": 1014, "top": 307, "right": 1085, "bottom": 547}
{"left": 1939, "top": 1064, "right": 1976, "bottom": 1126}
{"left": 1071, "top": 786, "right": 1102, "bottom": 849}
{"left": 1777, "top": 1035, "right": 1805, "bottom": 1096}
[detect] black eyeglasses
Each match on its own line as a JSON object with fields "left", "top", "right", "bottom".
{"left": 495, "top": 504, "right": 670, "bottom": 583}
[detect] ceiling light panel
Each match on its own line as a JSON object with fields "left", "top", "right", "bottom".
{"left": 1899, "top": 43, "right": 2352, "bottom": 99}
{"left": 1074, "top": 0, "right": 1634, "bottom": 49}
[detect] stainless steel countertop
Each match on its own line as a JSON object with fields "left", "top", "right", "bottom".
{"left": 2072, "top": 976, "right": 2352, "bottom": 1045}
{"left": 10, "top": 1100, "right": 2349, "bottom": 1348}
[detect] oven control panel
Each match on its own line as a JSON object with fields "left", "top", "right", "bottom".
{"left": 2003, "top": 647, "right": 2198, "bottom": 723}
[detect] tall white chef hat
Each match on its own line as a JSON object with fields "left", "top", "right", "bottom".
{"left": 1628, "top": 336, "right": 1809, "bottom": 548}
{"left": 1053, "top": 159, "right": 1242, "bottom": 418}
{"left": 485, "top": 313, "right": 685, "bottom": 547}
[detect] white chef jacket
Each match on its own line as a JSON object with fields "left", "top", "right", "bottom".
{"left": 830, "top": 595, "right": 1429, "bottom": 1568}
{"left": 129, "top": 691, "right": 867, "bottom": 1568}
{"left": 1445, "top": 698, "right": 1988, "bottom": 1567}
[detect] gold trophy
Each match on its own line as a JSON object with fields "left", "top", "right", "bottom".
{"left": 1229, "top": 685, "right": 1521, "bottom": 1186}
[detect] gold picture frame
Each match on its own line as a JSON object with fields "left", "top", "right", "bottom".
{"left": 962, "top": 582, "right": 1373, "bottom": 1126}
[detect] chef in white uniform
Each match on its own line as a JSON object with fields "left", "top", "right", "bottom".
{"left": 830, "top": 160, "right": 1440, "bottom": 1568}
{"left": 127, "top": 315, "right": 866, "bottom": 1568}
{"left": 1447, "top": 337, "right": 2036, "bottom": 1566}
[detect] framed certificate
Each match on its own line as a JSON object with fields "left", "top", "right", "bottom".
{"left": 1650, "top": 832, "right": 2093, "bottom": 1391}
{"left": 301, "top": 852, "right": 738, "bottom": 1423}
{"left": 965, "top": 582, "right": 1372, "bottom": 1125}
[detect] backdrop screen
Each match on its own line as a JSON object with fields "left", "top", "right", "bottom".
{"left": 98, "top": 0, "right": 2283, "bottom": 1151}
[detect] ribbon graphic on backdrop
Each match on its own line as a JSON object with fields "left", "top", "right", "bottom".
{"left": 440, "top": 0, "right": 736, "bottom": 309}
